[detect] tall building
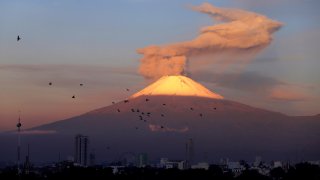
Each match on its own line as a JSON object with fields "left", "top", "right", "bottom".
{"left": 136, "top": 153, "right": 148, "bottom": 168}
{"left": 185, "top": 138, "right": 194, "bottom": 167}
{"left": 74, "top": 134, "right": 89, "bottom": 166}
{"left": 254, "top": 156, "right": 262, "bottom": 167}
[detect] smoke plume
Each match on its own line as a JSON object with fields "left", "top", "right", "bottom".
{"left": 137, "top": 3, "right": 282, "bottom": 79}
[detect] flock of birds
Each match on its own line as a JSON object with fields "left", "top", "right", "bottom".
{"left": 16, "top": 34, "right": 218, "bottom": 132}
{"left": 17, "top": 34, "right": 219, "bottom": 153}
{"left": 112, "top": 90, "right": 218, "bottom": 131}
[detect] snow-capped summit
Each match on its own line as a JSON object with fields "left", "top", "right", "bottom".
{"left": 130, "top": 75, "right": 223, "bottom": 99}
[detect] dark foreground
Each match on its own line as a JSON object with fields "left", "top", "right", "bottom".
{"left": 1, "top": 162, "right": 319, "bottom": 180}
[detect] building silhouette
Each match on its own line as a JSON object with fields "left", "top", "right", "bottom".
{"left": 136, "top": 153, "right": 148, "bottom": 168}
{"left": 74, "top": 134, "right": 89, "bottom": 166}
{"left": 186, "top": 138, "right": 194, "bottom": 168}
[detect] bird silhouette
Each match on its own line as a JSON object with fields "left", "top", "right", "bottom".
{"left": 137, "top": 109, "right": 140, "bottom": 112}
{"left": 145, "top": 98, "right": 149, "bottom": 102}
{"left": 126, "top": 88, "right": 130, "bottom": 91}
{"left": 199, "top": 113, "right": 203, "bottom": 117}
{"left": 124, "top": 100, "right": 129, "bottom": 103}
{"left": 49, "top": 82, "right": 52, "bottom": 86}
{"left": 162, "top": 103, "right": 166, "bottom": 106}
{"left": 17, "top": 35, "right": 21, "bottom": 41}
{"left": 117, "top": 109, "right": 120, "bottom": 112}
{"left": 131, "top": 108, "right": 135, "bottom": 112}
{"left": 80, "top": 84, "right": 83, "bottom": 86}
{"left": 112, "top": 101, "right": 115, "bottom": 104}
{"left": 213, "top": 107, "right": 217, "bottom": 110}
{"left": 161, "top": 114, "right": 164, "bottom": 117}
{"left": 190, "top": 107, "right": 194, "bottom": 111}
{"left": 72, "top": 95, "right": 75, "bottom": 99}
{"left": 161, "top": 126, "right": 164, "bottom": 129}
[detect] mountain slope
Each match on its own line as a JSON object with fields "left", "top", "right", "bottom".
{"left": 28, "top": 95, "right": 320, "bottom": 163}
{"left": 0, "top": 76, "right": 319, "bottom": 163}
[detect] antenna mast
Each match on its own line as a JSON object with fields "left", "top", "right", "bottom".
{"left": 16, "top": 111, "right": 22, "bottom": 175}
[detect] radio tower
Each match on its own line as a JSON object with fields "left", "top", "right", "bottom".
{"left": 16, "top": 111, "right": 22, "bottom": 175}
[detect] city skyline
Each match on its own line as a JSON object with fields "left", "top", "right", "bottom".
{"left": 0, "top": 1, "right": 319, "bottom": 179}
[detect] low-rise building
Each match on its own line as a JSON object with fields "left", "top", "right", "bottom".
{"left": 191, "top": 162, "right": 209, "bottom": 170}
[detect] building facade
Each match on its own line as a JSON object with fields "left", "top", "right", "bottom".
{"left": 74, "top": 134, "right": 89, "bottom": 166}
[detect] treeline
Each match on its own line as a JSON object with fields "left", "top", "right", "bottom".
{"left": 0, "top": 162, "right": 319, "bottom": 180}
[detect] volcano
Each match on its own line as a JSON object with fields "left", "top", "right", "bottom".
{"left": 1, "top": 76, "right": 319, "bottom": 163}
{"left": 130, "top": 75, "right": 223, "bottom": 99}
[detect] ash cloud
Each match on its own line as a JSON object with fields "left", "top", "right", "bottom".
{"left": 137, "top": 3, "right": 282, "bottom": 79}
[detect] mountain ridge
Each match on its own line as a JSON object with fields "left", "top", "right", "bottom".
{"left": 0, "top": 76, "right": 319, "bottom": 163}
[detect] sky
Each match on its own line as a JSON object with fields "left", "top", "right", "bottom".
{"left": 0, "top": 0, "right": 319, "bottom": 131}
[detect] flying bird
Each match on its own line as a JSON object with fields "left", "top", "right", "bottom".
{"left": 213, "top": 107, "right": 217, "bottom": 110}
{"left": 161, "top": 126, "right": 164, "bottom": 129}
{"left": 145, "top": 98, "right": 149, "bottom": 102}
{"left": 117, "top": 109, "right": 120, "bottom": 112}
{"left": 80, "top": 84, "right": 83, "bottom": 86}
{"left": 162, "top": 103, "right": 166, "bottom": 106}
{"left": 131, "top": 109, "right": 135, "bottom": 112}
{"left": 124, "top": 100, "right": 129, "bottom": 103}
{"left": 126, "top": 88, "right": 130, "bottom": 91}
{"left": 199, "top": 113, "right": 203, "bottom": 117}
{"left": 161, "top": 114, "right": 164, "bottom": 117}
{"left": 17, "top": 35, "right": 21, "bottom": 41}
{"left": 49, "top": 82, "right": 52, "bottom": 86}
{"left": 112, "top": 101, "right": 115, "bottom": 104}
{"left": 190, "top": 107, "right": 194, "bottom": 111}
